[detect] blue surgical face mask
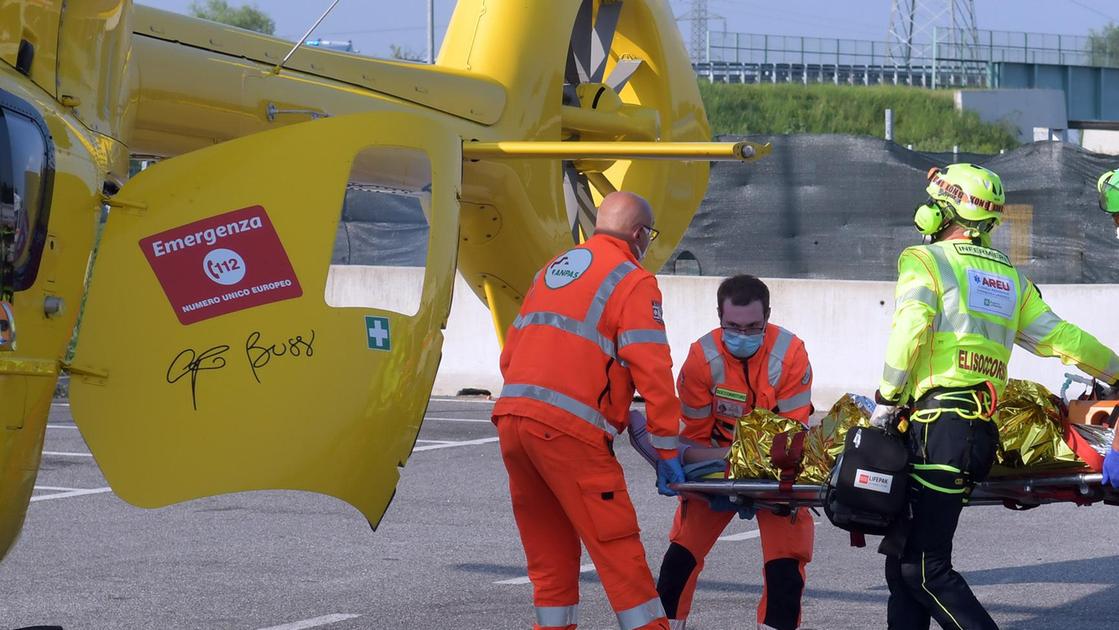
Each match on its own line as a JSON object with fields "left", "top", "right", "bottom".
{"left": 723, "top": 330, "right": 764, "bottom": 359}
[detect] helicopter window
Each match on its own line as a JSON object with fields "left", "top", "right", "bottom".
{"left": 324, "top": 146, "right": 432, "bottom": 317}
{"left": 0, "top": 99, "right": 53, "bottom": 293}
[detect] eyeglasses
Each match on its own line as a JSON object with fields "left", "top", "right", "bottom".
{"left": 641, "top": 224, "right": 660, "bottom": 241}
{"left": 721, "top": 323, "right": 765, "bottom": 335}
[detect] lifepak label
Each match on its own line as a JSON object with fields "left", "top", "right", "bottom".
{"left": 140, "top": 206, "right": 302, "bottom": 325}
{"left": 544, "top": 248, "right": 593, "bottom": 289}
{"left": 854, "top": 468, "right": 894, "bottom": 494}
{"left": 954, "top": 243, "right": 1010, "bottom": 266}
{"left": 966, "top": 268, "right": 1016, "bottom": 319}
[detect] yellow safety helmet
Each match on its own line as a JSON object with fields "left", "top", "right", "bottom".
{"left": 914, "top": 163, "right": 1005, "bottom": 237}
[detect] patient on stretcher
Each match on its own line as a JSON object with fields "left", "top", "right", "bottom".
{"left": 628, "top": 380, "right": 1113, "bottom": 484}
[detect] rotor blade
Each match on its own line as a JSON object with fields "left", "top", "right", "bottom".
{"left": 562, "top": 162, "right": 597, "bottom": 244}
{"left": 566, "top": 0, "right": 594, "bottom": 86}
{"left": 590, "top": 1, "right": 624, "bottom": 84}
{"left": 606, "top": 57, "right": 642, "bottom": 92}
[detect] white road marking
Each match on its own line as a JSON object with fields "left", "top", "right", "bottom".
{"left": 30, "top": 486, "right": 112, "bottom": 502}
{"left": 423, "top": 416, "right": 493, "bottom": 424}
{"left": 718, "top": 530, "right": 761, "bottom": 542}
{"left": 42, "top": 450, "right": 93, "bottom": 458}
{"left": 430, "top": 397, "right": 494, "bottom": 404}
{"left": 415, "top": 439, "right": 454, "bottom": 445}
{"left": 47, "top": 424, "right": 79, "bottom": 429}
{"left": 718, "top": 521, "right": 820, "bottom": 542}
{"left": 495, "top": 563, "right": 596, "bottom": 585}
{"left": 255, "top": 614, "right": 362, "bottom": 630}
{"left": 51, "top": 402, "right": 71, "bottom": 407}
{"left": 412, "top": 437, "right": 499, "bottom": 452}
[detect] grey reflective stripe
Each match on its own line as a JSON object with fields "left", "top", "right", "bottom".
{"left": 618, "top": 328, "right": 668, "bottom": 350}
{"left": 584, "top": 261, "right": 638, "bottom": 328}
{"left": 616, "top": 596, "right": 666, "bottom": 630}
{"left": 649, "top": 434, "right": 679, "bottom": 450}
{"left": 681, "top": 403, "right": 711, "bottom": 419}
{"left": 698, "top": 332, "right": 726, "bottom": 385}
{"left": 500, "top": 383, "right": 615, "bottom": 434}
{"left": 1016, "top": 309, "right": 1062, "bottom": 345}
{"left": 515, "top": 260, "right": 638, "bottom": 362}
{"left": 536, "top": 604, "right": 579, "bottom": 627}
{"left": 926, "top": 245, "right": 1016, "bottom": 349}
{"left": 1015, "top": 334, "right": 1042, "bottom": 355}
{"left": 768, "top": 326, "right": 794, "bottom": 387}
{"left": 897, "top": 285, "right": 938, "bottom": 309}
{"left": 777, "top": 389, "right": 812, "bottom": 411}
{"left": 514, "top": 311, "right": 617, "bottom": 359}
{"left": 882, "top": 363, "right": 909, "bottom": 388}
{"left": 1106, "top": 354, "right": 1119, "bottom": 382}
{"left": 681, "top": 436, "right": 706, "bottom": 448}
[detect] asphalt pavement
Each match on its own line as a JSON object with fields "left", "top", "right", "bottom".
{"left": 0, "top": 398, "right": 1116, "bottom": 629}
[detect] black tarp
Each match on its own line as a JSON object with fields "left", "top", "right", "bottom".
{"left": 333, "top": 135, "right": 1119, "bottom": 283}
{"left": 331, "top": 188, "right": 429, "bottom": 266}
{"left": 668, "top": 135, "right": 1118, "bottom": 283}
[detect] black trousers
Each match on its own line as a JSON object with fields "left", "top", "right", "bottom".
{"left": 883, "top": 407, "right": 1000, "bottom": 630}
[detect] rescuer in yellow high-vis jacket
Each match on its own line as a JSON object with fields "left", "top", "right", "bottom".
{"left": 870, "top": 163, "right": 1119, "bottom": 630}
{"left": 1094, "top": 169, "right": 1119, "bottom": 491}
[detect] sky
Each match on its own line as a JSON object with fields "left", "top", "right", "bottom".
{"left": 137, "top": 0, "right": 1119, "bottom": 61}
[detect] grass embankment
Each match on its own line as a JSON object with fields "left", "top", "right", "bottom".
{"left": 699, "top": 82, "right": 1019, "bottom": 154}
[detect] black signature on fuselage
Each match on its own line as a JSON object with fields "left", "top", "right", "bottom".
{"left": 245, "top": 329, "right": 316, "bottom": 383}
{"left": 166, "top": 329, "right": 316, "bottom": 410}
{"left": 166, "top": 345, "right": 231, "bottom": 411}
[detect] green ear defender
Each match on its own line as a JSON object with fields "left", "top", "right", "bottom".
{"left": 913, "top": 199, "right": 951, "bottom": 235}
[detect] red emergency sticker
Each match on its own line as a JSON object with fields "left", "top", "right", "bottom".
{"left": 139, "top": 205, "right": 302, "bottom": 325}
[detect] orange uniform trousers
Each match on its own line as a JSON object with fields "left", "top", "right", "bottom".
{"left": 660, "top": 495, "right": 813, "bottom": 629}
{"left": 497, "top": 414, "right": 669, "bottom": 630}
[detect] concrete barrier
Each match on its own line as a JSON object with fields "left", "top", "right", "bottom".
{"left": 328, "top": 266, "right": 1119, "bottom": 406}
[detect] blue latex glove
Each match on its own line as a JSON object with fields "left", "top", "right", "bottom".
{"left": 656, "top": 456, "right": 686, "bottom": 497}
{"left": 1103, "top": 448, "right": 1119, "bottom": 490}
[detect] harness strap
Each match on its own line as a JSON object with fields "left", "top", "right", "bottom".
{"left": 769, "top": 430, "right": 806, "bottom": 493}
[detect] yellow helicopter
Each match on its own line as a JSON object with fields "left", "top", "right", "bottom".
{"left": 0, "top": 0, "right": 767, "bottom": 562}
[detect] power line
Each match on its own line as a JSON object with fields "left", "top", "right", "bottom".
{"left": 1067, "top": 0, "right": 1116, "bottom": 21}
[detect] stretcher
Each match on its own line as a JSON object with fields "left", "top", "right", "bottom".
{"left": 672, "top": 473, "right": 1118, "bottom": 513}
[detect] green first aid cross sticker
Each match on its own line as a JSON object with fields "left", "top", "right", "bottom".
{"left": 365, "top": 315, "right": 391, "bottom": 351}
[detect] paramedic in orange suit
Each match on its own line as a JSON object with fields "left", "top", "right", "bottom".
{"left": 656, "top": 275, "right": 815, "bottom": 630}
{"left": 492, "top": 191, "right": 684, "bottom": 630}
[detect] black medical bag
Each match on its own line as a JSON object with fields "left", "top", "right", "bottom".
{"left": 824, "top": 425, "right": 910, "bottom": 538}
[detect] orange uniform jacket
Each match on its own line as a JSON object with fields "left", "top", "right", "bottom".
{"left": 677, "top": 326, "right": 813, "bottom": 447}
{"left": 494, "top": 234, "right": 680, "bottom": 457}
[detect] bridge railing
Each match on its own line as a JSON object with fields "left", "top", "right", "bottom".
{"left": 700, "top": 27, "right": 1119, "bottom": 87}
